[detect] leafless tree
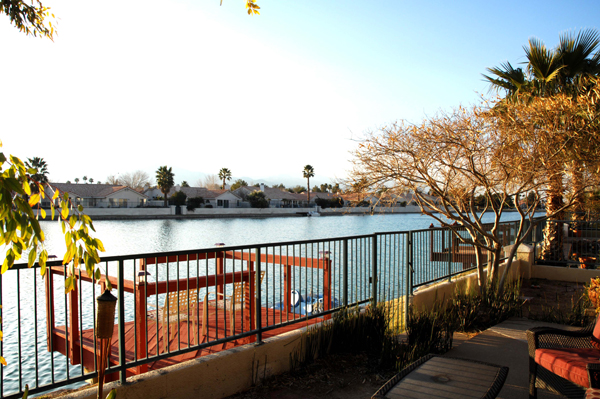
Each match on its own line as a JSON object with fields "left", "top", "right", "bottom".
{"left": 120, "top": 170, "right": 152, "bottom": 192}
{"left": 105, "top": 175, "right": 121, "bottom": 185}
{"left": 351, "top": 103, "right": 591, "bottom": 292}
{"left": 199, "top": 174, "right": 220, "bottom": 190}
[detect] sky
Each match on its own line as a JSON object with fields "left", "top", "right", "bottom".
{"left": 1, "top": 0, "right": 599, "bottom": 188}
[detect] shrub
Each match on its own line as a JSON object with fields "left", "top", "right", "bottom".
{"left": 447, "top": 280, "right": 522, "bottom": 332}
{"left": 315, "top": 197, "right": 344, "bottom": 209}
{"left": 248, "top": 190, "right": 269, "bottom": 208}
{"left": 187, "top": 196, "right": 204, "bottom": 211}
{"left": 169, "top": 191, "right": 187, "bottom": 206}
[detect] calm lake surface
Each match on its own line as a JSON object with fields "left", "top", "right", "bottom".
{"left": 38, "top": 212, "right": 531, "bottom": 257}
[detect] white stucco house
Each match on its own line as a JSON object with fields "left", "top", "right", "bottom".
{"left": 143, "top": 186, "right": 243, "bottom": 208}
{"left": 49, "top": 183, "right": 148, "bottom": 208}
{"left": 233, "top": 184, "right": 303, "bottom": 208}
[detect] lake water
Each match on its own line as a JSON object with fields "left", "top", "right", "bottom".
{"left": 38, "top": 211, "right": 531, "bottom": 257}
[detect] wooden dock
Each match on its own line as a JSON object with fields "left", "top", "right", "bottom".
{"left": 44, "top": 250, "right": 332, "bottom": 381}
{"left": 429, "top": 225, "right": 512, "bottom": 269}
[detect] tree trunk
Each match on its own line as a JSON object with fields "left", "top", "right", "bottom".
{"left": 475, "top": 246, "right": 484, "bottom": 296}
{"left": 570, "top": 160, "right": 586, "bottom": 222}
{"left": 541, "top": 170, "right": 565, "bottom": 261}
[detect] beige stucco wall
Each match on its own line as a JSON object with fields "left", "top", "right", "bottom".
{"left": 409, "top": 244, "right": 532, "bottom": 311}
{"left": 61, "top": 326, "right": 311, "bottom": 399}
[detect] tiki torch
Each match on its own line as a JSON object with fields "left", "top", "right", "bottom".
{"left": 95, "top": 289, "right": 117, "bottom": 399}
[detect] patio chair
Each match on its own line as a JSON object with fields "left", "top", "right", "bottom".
{"left": 202, "top": 271, "right": 265, "bottom": 337}
{"left": 154, "top": 289, "right": 199, "bottom": 352}
{"left": 527, "top": 314, "right": 600, "bottom": 399}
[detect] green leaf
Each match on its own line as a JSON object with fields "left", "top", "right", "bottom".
{"left": 94, "top": 268, "right": 101, "bottom": 281}
{"left": 94, "top": 238, "right": 106, "bottom": 252}
{"left": 77, "top": 204, "right": 83, "bottom": 212}
{"left": 65, "top": 276, "right": 74, "bottom": 293}
{"left": 22, "top": 181, "right": 31, "bottom": 196}
{"left": 22, "top": 384, "right": 28, "bottom": 399}
{"left": 27, "top": 248, "right": 37, "bottom": 267}
{"left": 106, "top": 275, "right": 112, "bottom": 290}
{"left": 30, "top": 218, "right": 41, "bottom": 238}
{"left": 106, "top": 388, "right": 117, "bottom": 399}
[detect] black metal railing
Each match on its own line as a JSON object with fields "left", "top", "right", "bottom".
{"left": 1, "top": 219, "right": 529, "bottom": 399}
{"left": 533, "top": 219, "right": 600, "bottom": 268}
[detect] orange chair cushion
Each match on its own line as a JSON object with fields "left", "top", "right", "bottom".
{"left": 592, "top": 316, "right": 600, "bottom": 350}
{"left": 535, "top": 348, "right": 600, "bottom": 388}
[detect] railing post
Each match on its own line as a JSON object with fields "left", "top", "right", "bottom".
{"left": 371, "top": 234, "right": 377, "bottom": 305}
{"left": 67, "top": 269, "right": 80, "bottom": 365}
{"left": 343, "top": 239, "right": 348, "bottom": 306}
{"left": 254, "top": 248, "right": 263, "bottom": 345}
{"left": 404, "top": 231, "right": 412, "bottom": 330}
{"left": 135, "top": 259, "right": 148, "bottom": 374}
{"left": 118, "top": 260, "right": 126, "bottom": 383}
{"left": 447, "top": 228, "right": 452, "bottom": 283}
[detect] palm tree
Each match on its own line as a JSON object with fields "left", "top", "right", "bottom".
{"left": 74, "top": 178, "right": 80, "bottom": 184}
{"left": 156, "top": 166, "right": 175, "bottom": 207}
{"left": 25, "top": 157, "right": 49, "bottom": 193}
{"left": 485, "top": 28, "right": 600, "bottom": 261}
{"left": 218, "top": 168, "right": 232, "bottom": 189}
{"left": 303, "top": 165, "right": 315, "bottom": 204}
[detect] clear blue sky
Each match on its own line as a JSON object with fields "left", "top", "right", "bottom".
{"left": 1, "top": 0, "right": 598, "bottom": 187}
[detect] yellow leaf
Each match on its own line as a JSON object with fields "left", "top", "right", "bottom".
{"left": 28, "top": 194, "right": 40, "bottom": 207}
{"left": 0, "top": 330, "right": 3, "bottom": 341}
{"left": 40, "top": 208, "right": 46, "bottom": 219}
{"left": 0, "top": 356, "right": 6, "bottom": 366}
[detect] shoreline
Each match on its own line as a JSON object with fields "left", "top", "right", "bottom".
{"left": 37, "top": 206, "right": 427, "bottom": 221}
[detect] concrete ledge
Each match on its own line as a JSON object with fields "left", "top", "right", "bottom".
{"left": 60, "top": 325, "right": 313, "bottom": 399}
{"left": 531, "top": 264, "right": 600, "bottom": 283}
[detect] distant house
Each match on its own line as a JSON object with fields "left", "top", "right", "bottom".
{"left": 49, "top": 183, "right": 148, "bottom": 208}
{"left": 233, "top": 184, "right": 303, "bottom": 208}
{"left": 143, "top": 186, "right": 243, "bottom": 208}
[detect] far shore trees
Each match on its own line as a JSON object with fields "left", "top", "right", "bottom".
{"left": 351, "top": 94, "right": 599, "bottom": 292}
{"left": 120, "top": 170, "right": 151, "bottom": 192}
{"left": 231, "top": 179, "right": 248, "bottom": 191}
{"left": 156, "top": 166, "right": 175, "bottom": 207}
{"left": 303, "top": 165, "right": 315, "bottom": 204}
{"left": 247, "top": 190, "right": 269, "bottom": 208}
{"left": 199, "top": 174, "right": 220, "bottom": 190}
{"left": 218, "top": 168, "right": 232, "bottom": 189}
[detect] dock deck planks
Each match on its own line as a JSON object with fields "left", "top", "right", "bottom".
{"left": 51, "top": 303, "right": 322, "bottom": 381}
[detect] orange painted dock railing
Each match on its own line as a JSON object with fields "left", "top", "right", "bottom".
{"left": 44, "top": 249, "right": 332, "bottom": 380}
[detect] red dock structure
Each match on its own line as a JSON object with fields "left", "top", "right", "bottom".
{"left": 429, "top": 225, "right": 512, "bottom": 269}
{"left": 44, "top": 250, "right": 332, "bottom": 381}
